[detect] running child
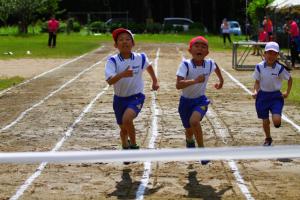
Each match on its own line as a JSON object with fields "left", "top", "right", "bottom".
{"left": 176, "top": 36, "right": 224, "bottom": 165}
{"left": 105, "top": 28, "right": 159, "bottom": 153}
{"left": 252, "top": 41, "right": 293, "bottom": 146}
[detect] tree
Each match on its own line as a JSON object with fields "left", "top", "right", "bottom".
{"left": 0, "top": 0, "right": 13, "bottom": 26}
{"left": 247, "top": 0, "right": 273, "bottom": 28}
{"left": 2, "top": 0, "right": 60, "bottom": 34}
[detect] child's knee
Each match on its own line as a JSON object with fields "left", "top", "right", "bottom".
{"left": 274, "top": 123, "right": 281, "bottom": 128}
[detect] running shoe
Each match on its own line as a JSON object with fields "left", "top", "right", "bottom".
{"left": 263, "top": 137, "right": 273, "bottom": 146}
{"left": 186, "top": 140, "right": 196, "bottom": 148}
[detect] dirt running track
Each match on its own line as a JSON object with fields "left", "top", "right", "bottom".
{"left": 0, "top": 43, "right": 300, "bottom": 200}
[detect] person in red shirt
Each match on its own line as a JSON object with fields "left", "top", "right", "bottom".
{"left": 252, "top": 27, "right": 268, "bottom": 56}
{"left": 285, "top": 16, "right": 300, "bottom": 67}
{"left": 48, "top": 16, "right": 59, "bottom": 48}
{"left": 262, "top": 16, "right": 273, "bottom": 41}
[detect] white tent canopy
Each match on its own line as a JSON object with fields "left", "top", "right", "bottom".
{"left": 267, "top": 0, "right": 300, "bottom": 13}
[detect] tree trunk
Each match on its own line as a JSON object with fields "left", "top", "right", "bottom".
{"left": 184, "top": 0, "right": 192, "bottom": 19}
{"left": 212, "top": 0, "right": 217, "bottom": 33}
{"left": 169, "top": 0, "right": 174, "bottom": 17}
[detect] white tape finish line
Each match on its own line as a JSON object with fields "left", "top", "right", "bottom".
{"left": 1, "top": 145, "right": 300, "bottom": 164}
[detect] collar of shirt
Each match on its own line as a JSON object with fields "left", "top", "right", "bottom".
{"left": 118, "top": 53, "right": 135, "bottom": 61}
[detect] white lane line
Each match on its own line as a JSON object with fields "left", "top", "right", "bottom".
{"left": 206, "top": 109, "right": 255, "bottom": 200}
{"left": 136, "top": 48, "right": 160, "bottom": 200}
{"left": 220, "top": 68, "right": 300, "bottom": 132}
{"left": 9, "top": 85, "right": 109, "bottom": 200}
{"left": 1, "top": 53, "right": 111, "bottom": 133}
{"left": 0, "top": 46, "right": 106, "bottom": 96}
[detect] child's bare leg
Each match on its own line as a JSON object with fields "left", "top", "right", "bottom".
{"left": 119, "top": 126, "right": 129, "bottom": 148}
{"left": 122, "top": 108, "right": 137, "bottom": 145}
{"left": 189, "top": 111, "right": 204, "bottom": 147}
{"left": 185, "top": 128, "right": 194, "bottom": 141}
{"left": 272, "top": 114, "right": 281, "bottom": 128}
{"left": 262, "top": 118, "right": 271, "bottom": 138}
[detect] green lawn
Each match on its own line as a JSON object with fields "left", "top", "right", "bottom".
{"left": 0, "top": 33, "right": 244, "bottom": 59}
{"left": 0, "top": 76, "right": 24, "bottom": 90}
{"left": 283, "top": 77, "right": 300, "bottom": 105}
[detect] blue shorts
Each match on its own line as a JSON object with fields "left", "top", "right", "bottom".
{"left": 113, "top": 93, "right": 145, "bottom": 125}
{"left": 255, "top": 90, "right": 284, "bottom": 119}
{"left": 178, "top": 95, "right": 210, "bottom": 128}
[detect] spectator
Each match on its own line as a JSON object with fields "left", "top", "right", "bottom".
{"left": 251, "top": 27, "right": 268, "bottom": 56}
{"left": 285, "top": 16, "right": 300, "bottom": 67}
{"left": 48, "top": 15, "right": 59, "bottom": 48}
{"left": 220, "top": 18, "right": 232, "bottom": 47}
{"left": 263, "top": 16, "right": 273, "bottom": 41}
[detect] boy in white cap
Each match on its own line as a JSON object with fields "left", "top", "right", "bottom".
{"left": 252, "top": 41, "right": 293, "bottom": 146}
{"left": 105, "top": 28, "right": 159, "bottom": 159}
{"left": 176, "top": 36, "right": 224, "bottom": 165}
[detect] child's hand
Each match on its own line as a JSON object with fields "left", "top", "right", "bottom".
{"left": 152, "top": 82, "right": 160, "bottom": 91}
{"left": 214, "top": 82, "right": 223, "bottom": 89}
{"left": 252, "top": 92, "right": 257, "bottom": 99}
{"left": 195, "top": 75, "right": 205, "bottom": 83}
{"left": 121, "top": 66, "right": 133, "bottom": 77}
{"left": 282, "top": 92, "right": 289, "bottom": 98}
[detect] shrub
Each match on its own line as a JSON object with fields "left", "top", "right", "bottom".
{"left": 89, "top": 21, "right": 106, "bottom": 33}
{"left": 146, "top": 23, "right": 162, "bottom": 33}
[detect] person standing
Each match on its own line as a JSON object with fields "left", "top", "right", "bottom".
{"left": 48, "top": 16, "right": 59, "bottom": 48}
{"left": 285, "top": 16, "right": 300, "bottom": 68}
{"left": 220, "top": 18, "right": 232, "bottom": 47}
{"left": 263, "top": 16, "right": 273, "bottom": 41}
{"left": 252, "top": 42, "right": 292, "bottom": 146}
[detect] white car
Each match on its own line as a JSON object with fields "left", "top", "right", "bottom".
{"left": 163, "top": 17, "right": 194, "bottom": 31}
{"left": 228, "top": 21, "right": 242, "bottom": 35}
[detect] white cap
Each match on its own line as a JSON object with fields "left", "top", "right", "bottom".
{"left": 265, "top": 41, "right": 279, "bottom": 53}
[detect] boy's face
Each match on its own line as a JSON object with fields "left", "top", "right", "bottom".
{"left": 264, "top": 50, "right": 278, "bottom": 64}
{"left": 189, "top": 41, "right": 209, "bottom": 61}
{"left": 114, "top": 32, "right": 134, "bottom": 53}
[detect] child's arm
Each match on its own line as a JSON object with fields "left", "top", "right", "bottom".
{"left": 214, "top": 64, "right": 224, "bottom": 89}
{"left": 282, "top": 76, "right": 293, "bottom": 98}
{"left": 252, "top": 80, "right": 260, "bottom": 99}
{"left": 106, "top": 67, "right": 133, "bottom": 85}
{"left": 176, "top": 75, "right": 205, "bottom": 89}
{"left": 146, "top": 65, "right": 159, "bottom": 91}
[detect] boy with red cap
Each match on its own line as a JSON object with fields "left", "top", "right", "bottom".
{"left": 252, "top": 41, "right": 293, "bottom": 146}
{"left": 176, "top": 36, "right": 224, "bottom": 165}
{"left": 105, "top": 28, "right": 159, "bottom": 161}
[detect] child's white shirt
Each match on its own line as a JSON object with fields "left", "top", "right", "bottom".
{"left": 252, "top": 61, "right": 290, "bottom": 92}
{"left": 176, "top": 58, "right": 216, "bottom": 98}
{"left": 105, "top": 52, "right": 150, "bottom": 97}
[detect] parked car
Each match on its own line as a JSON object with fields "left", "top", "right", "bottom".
{"left": 163, "top": 17, "right": 194, "bottom": 31}
{"left": 228, "top": 21, "right": 242, "bottom": 35}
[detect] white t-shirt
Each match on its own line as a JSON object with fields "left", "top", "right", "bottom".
{"left": 252, "top": 61, "right": 290, "bottom": 92}
{"left": 105, "top": 52, "right": 150, "bottom": 97}
{"left": 176, "top": 59, "right": 216, "bottom": 98}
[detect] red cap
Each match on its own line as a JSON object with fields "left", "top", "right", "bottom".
{"left": 112, "top": 28, "right": 134, "bottom": 43}
{"left": 189, "top": 36, "right": 208, "bottom": 49}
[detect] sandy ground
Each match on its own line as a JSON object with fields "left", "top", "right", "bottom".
{"left": 0, "top": 43, "right": 299, "bottom": 200}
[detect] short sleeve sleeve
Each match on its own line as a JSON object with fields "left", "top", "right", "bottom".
{"left": 252, "top": 65, "right": 261, "bottom": 80}
{"left": 141, "top": 53, "right": 151, "bottom": 70}
{"left": 105, "top": 58, "right": 117, "bottom": 81}
{"left": 279, "top": 68, "right": 291, "bottom": 80}
{"left": 176, "top": 62, "right": 188, "bottom": 78}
